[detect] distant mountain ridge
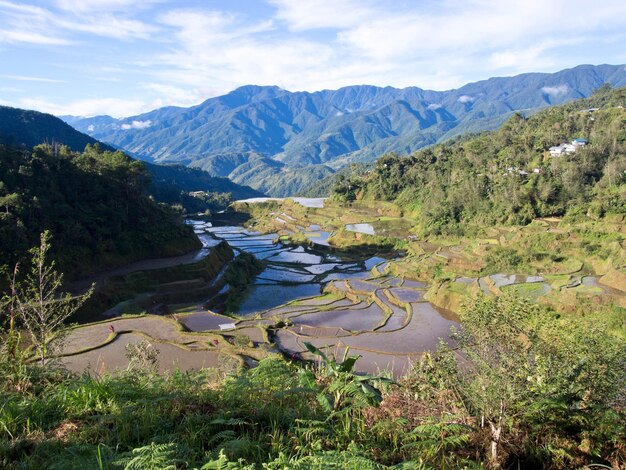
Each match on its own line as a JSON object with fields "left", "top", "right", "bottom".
{"left": 1, "top": 105, "right": 112, "bottom": 152}
{"left": 63, "top": 64, "right": 626, "bottom": 196}
{"left": 0, "top": 105, "right": 263, "bottom": 205}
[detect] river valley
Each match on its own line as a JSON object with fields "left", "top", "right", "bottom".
{"left": 56, "top": 199, "right": 461, "bottom": 378}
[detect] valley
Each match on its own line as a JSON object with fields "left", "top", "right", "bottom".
{"left": 1, "top": 71, "right": 625, "bottom": 469}
{"left": 63, "top": 65, "right": 626, "bottom": 196}
{"left": 54, "top": 195, "right": 625, "bottom": 382}
{"left": 56, "top": 198, "right": 457, "bottom": 379}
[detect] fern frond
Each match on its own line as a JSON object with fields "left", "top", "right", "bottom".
{"left": 199, "top": 449, "right": 255, "bottom": 469}
{"left": 114, "top": 442, "right": 182, "bottom": 470}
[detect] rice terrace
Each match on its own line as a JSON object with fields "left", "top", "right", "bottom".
{"left": 1, "top": 2, "right": 625, "bottom": 468}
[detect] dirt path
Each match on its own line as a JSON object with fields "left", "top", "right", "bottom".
{"left": 69, "top": 247, "right": 211, "bottom": 293}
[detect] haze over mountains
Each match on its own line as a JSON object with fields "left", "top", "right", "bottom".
{"left": 63, "top": 64, "right": 626, "bottom": 196}
{"left": 0, "top": 105, "right": 263, "bottom": 205}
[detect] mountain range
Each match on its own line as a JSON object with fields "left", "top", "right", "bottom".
{"left": 1, "top": 105, "right": 111, "bottom": 152}
{"left": 62, "top": 64, "right": 626, "bottom": 196}
{"left": 0, "top": 105, "right": 263, "bottom": 205}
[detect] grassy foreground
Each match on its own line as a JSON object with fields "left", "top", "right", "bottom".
{"left": 1, "top": 295, "right": 624, "bottom": 470}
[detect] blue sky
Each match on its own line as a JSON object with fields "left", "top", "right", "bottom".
{"left": 1, "top": 0, "right": 625, "bottom": 117}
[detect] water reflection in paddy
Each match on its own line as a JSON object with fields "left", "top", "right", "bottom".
{"left": 304, "top": 263, "right": 340, "bottom": 274}
{"left": 189, "top": 218, "right": 460, "bottom": 377}
{"left": 190, "top": 221, "right": 394, "bottom": 316}
{"left": 267, "top": 250, "right": 324, "bottom": 264}
{"left": 304, "top": 230, "right": 332, "bottom": 246}
{"left": 389, "top": 287, "right": 425, "bottom": 303}
{"left": 291, "top": 303, "right": 385, "bottom": 331}
{"left": 257, "top": 267, "right": 316, "bottom": 283}
{"left": 345, "top": 223, "right": 376, "bottom": 235}
{"left": 364, "top": 256, "right": 387, "bottom": 270}
{"left": 237, "top": 284, "right": 323, "bottom": 315}
{"left": 330, "top": 302, "right": 458, "bottom": 353}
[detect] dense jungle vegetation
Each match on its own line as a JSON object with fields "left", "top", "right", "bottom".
{"left": 0, "top": 143, "right": 200, "bottom": 279}
{"left": 333, "top": 86, "right": 626, "bottom": 235}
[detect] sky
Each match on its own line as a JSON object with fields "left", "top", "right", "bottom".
{"left": 1, "top": 0, "right": 625, "bottom": 118}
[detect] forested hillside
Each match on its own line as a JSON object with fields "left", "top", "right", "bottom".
{"left": 0, "top": 144, "right": 200, "bottom": 279}
{"left": 145, "top": 163, "right": 263, "bottom": 214}
{"left": 65, "top": 64, "right": 626, "bottom": 195}
{"left": 337, "top": 86, "right": 626, "bottom": 235}
{"left": 0, "top": 106, "right": 109, "bottom": 152}
{"left": 0, "top": 104, "right": 263, "bottom": 216}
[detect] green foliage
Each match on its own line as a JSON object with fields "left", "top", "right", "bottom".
{"left": 330, "top": 172, "right": 364, "bottom": 202}
{"left": 402, "top": 420, "right": 472, "bottom": 466}
{"left": 199, "top": 450, "right": 255, "bottom": 469}
{"left": 125, "top": 340, "right": 160, "bottom": 373}
{"left": 428, "top": 294, "right": 626, "bottom": 467}
{"left": 264, "top": 448, "right": 400, "bottom": 469}
{"left": 344, "top": 87, "right": 626, "bottom": 236}
{"left": 145, "top": 162, "right": 263, "bottom": 214}
{"left": 13, "top": 231, "right": 93, "bottom": 364}
{"left": 0, "top": 106, "right": 105, "bottom": 152}
{"left": 0, "top": 308, "right": 623, "bottom": 470}
{"left": 0, "top": 143, "right": 200, "bottom": 280}
{"left": 302, "top": 342, "right": 393, "bottom": 413}
{"left": 482, "top": 246, "right": 524, "bottom": 272}
{"left": 114, "top": 442, "right": 184, "bottom": 469}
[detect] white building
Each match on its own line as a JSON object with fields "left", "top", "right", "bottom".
{"left": 549, "top": 141, "right": 583, "bottom": 156}
{"left": 549, "top": 145, "right": 565, "bottom": 156}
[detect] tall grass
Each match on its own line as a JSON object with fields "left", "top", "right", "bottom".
{"left": 0, "top": 323, "right": 623, "bottom": 469}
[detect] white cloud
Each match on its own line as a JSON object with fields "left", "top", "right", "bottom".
{"left": 152, "top": 8, "right": 339, "bottom": 92}
{"left": 55, "top": 15, "right": 157, "bottom": 40}
{"left": 16, "top": 97, "right": 148, "bottom": 118}
{"left": 139, "top": 0, "right": 626, "bottom": 104}
{"left": 541, "top": 85, "right": 569, "bottom": 96}
{"left": 0, "top": 74, "right": 64, "bottom": 83}
{"left": 121, "top": 120, "right": 152, "bottom": 130}
{"left": 269, "top": 0, "right": 376, "bottom": 31}
{"left": 457, "top": 95, "right": 475, "bottom": 103}
{"left": 0, "top": 1, "right": 73, "bottom": 45}
{"left": 0, "top": 1, "right": 69, "bottom": 44}
{"left": 87, "top": 124, "right": 95, "bottom": 132}
{"left": 3, "top": 0, "right": 626, "bottom": 117}
{"left": 54, "top": 0, "right": 159, "bottom": 13}
{"left": 488, "top": 46, "right": 549, "bottom": 71}
{"left": 0, "top": 29, "right": 72, "bottom": 45}
{"left": 144, "top": 83, "right": 220, "bottom": 108}
{"left": 337, "top": 0, "right": 626, "bottom": 72}
{"left": 427, "top": 103, "right": 442, "bottom": 110}
{"left": 0, "top": 0, "right": 156, "bottom": 44}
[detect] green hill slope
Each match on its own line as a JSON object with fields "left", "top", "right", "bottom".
{"left": 339, "top": 86, "right": 626, "bottom": 235}
{"left": 65, "top": 64, "right": 626, "bottom": 195}
{"left": 0, "top": 144, "right": 201, "bottom": 279}
{"left": 0, "top": 104, "right": 264, "bottom": 214}
{"left": 0, "top": 106, "right": 110, "bottom": 152}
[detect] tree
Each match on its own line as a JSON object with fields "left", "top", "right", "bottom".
{"left": 0, "top": 192, "right": 20, "bottom": 215}
{"left": 14, "top": 231, "right": 93, "bottom": 365}
{"left": 445, "top": 295, "right": 541, "bottom": 465}
{"left": 2, "top": 263, "right": 20, "bottom": 360}
{"left": 431, "top": 294, "right": 626, "bottom": 467}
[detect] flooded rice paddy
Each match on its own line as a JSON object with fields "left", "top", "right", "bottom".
{"left": 61, "top": 207, "right": 624, "bottom": 379}
{"left": 181, "top": 220, "right": 461, "bottom": 377}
